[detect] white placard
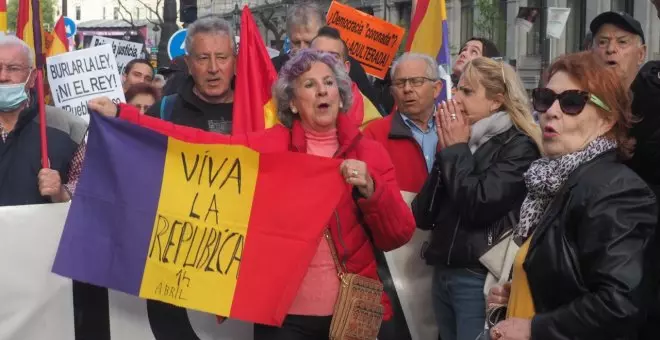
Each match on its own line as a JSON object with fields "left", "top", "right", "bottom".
{"left": 382, "top": 191, "right": 439, "bottom": 340}
{"left": 46, "top": 45, "right": 126, "bottom": 122}
{"left": 0, "top": 203, "right": 254, "bottom": 340}
{"left": 90, "top": 36, "right": 145, "bottom": 75}
{"left": 546, "top": 7, "right": 572, "bottom": 39}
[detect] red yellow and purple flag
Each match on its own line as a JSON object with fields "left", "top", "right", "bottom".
{"left": 232, "top": 6, "right": 278, "bottom": 134}
{"left": 52, "top": 112, "right": 347, "bottom": 326}
{"left": 0, "top": 0, "right": 7, "bottom": 33}
{"left": 47, "top": 16, "right": 69, "bottom": 57}
{"left": 406, "top": 0, "right": 451, "bottom": 100}
{"left": 16, "top": 0, "right": 46, "bottom": 56}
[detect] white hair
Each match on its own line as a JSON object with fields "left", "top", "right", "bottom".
{"left": 0, "top": 35, "right": 35, "bottom": 67}
{"left": 185, "top": 15, "right": 236, "bottom": 56}
{"left": 390, "top": 52, "right": 440, "bottom": 80}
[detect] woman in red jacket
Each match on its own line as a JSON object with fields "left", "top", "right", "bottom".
{"left": 90, "top": 49, "right": 415, "bottom": 340}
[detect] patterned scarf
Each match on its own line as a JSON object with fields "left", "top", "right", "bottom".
{"left": 515, "top": 136, "right": 618, "bottom": 238}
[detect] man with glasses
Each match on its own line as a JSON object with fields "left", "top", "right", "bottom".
{"left": 0, "top": 35, "right": 86, "bottom": 206}
{"left": 364, "top": 52, "right": 441, "bottom": 189}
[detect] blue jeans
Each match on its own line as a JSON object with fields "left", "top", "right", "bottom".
{"left": 432, "top": 267, "right": 487, "bottom": 340}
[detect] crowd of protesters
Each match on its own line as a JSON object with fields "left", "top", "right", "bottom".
{"left": 2, "top": 1, "right": 660, "bottom": 339}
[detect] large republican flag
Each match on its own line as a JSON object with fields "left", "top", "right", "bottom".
{"left": 406, "top": 0, "right": 451, "bottom": 100}
{"left": 232, "top": 6, "right": 278, "bottom": 134}
{"left": 51, "top": 112, "right": 347, "bottom": 326}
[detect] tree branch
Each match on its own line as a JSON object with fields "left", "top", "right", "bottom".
{"left": 117, "top": 0, "right": 136, "bottom": 28}
{"left": 136, "top": 0, "right": 164, "bottom": 24}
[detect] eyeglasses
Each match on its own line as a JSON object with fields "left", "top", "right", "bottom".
{"left": 391, "top": 77, "right": 437, "bottom": 88}
{"left": 0, "top": 64, "right": 30, "bottom": 75}
{"left": 532, "top": 88, "right": 611, "bottom": 115}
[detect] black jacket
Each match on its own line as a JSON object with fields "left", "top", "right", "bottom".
{"left": 526, "top": 151, "right": 658, "bottom": 340}
{"left": 272, "top": 53, "right": 384, "bottom": 115}
{"left": 412, "top": 127, "right": 540, "bottom": 268}
{"left": 146, "top": 76, "right": 233, "bottom": 133}
{"left": 0, "top": 100, "right": 86, "bottom": 206}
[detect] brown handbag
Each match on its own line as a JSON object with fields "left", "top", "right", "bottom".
{"left": 325, "top": 229, "right": 384, "bottom": 340}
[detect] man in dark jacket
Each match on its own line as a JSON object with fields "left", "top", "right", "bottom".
{"left": 146, "top": 16, "right": 235, "bottom": 134}
{"left": 272, "top": 2, "right": 383, "bottom": 115}
{"left": 0, "top": 35, "right": 86, "bottom": 207}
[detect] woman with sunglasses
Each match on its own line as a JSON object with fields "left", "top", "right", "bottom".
{"left": 488, "top": 52, "right": 657, "bottom": 340}
{"left": 412, "top": 57, "right": 541, "bottom": 340}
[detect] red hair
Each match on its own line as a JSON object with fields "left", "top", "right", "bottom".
{"left": 544, "top": 52, "right": 634, "bottom": 158}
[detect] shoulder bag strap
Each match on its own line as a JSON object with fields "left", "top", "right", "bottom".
{"left": 324, "top": 229, "right": 346, "bottom": 277}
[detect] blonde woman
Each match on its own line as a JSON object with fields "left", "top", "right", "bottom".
{"left": 412, "top": 57, "right": 541, "bottom": 340}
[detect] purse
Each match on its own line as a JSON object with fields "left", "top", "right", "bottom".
{"left": 325, "top": 229, "right": 384, "bottom": 340}
{"left": 479, "top": 213, "right": 520, "bottom": 298}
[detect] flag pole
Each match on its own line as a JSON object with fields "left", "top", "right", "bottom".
{"left": 31, "top": 0, "right": 49, "bottom": 168}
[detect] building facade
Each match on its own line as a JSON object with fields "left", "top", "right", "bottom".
{"left": 201, "top": 0, "right": 659, "bottom": 88}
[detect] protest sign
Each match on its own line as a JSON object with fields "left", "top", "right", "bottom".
{"left": 546, "top": 7, "right": 571, "bottom": 39}
{"left": 90, "top": 36, "right": 145, "bottom": 75}
{"left": 326, "top": 1, "right": 405, "bottom": 79}
{"left": 52, "top": 113, "right": 346, "bottom": 326}
{"left": 46, "top": 45, "right": 125, "bottom": 122}
{"left": 383, "top": 192, "right": 438, "bottom": 340}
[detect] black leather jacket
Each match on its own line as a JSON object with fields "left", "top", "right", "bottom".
{"left": 526, "top": 151, "right": 658, "bottom": 340}
{"left": 412, "top": 127, "right": 540, "bottom": 269}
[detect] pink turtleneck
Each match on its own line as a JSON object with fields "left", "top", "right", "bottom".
{"left": 288, "top": 127, "right": 341, "bottom": 316}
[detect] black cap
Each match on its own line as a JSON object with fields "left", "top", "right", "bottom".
{"left": 590, "top": 11, "right": 645, "bottom": 44}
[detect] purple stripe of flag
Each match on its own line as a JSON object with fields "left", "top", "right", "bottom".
{"left": 437, "top": 20, "right": 452, "bottom": 102}
{"left": 52, "top": 113, "right": 167, "bottom": 295}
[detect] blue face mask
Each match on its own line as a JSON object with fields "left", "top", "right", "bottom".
{"left": 0, "top": 71, "right": 31, "bottom": 112}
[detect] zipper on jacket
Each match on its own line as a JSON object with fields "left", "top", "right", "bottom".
{"left": 446, "top": 217, "right": 461, "bottom": 265}
{"left": 428, "top": 169, "right": 442, "bottom": 217}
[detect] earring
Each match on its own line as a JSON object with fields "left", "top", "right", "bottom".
{"left": 291, "top": 107, "right": 298, "bottom": 114}
{"left": 339, "top": 102, "right": 343, "bottom": 109}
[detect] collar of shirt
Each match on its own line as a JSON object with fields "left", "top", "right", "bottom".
{"left": 400, "top": 112, "right": 436, "bottom": 134}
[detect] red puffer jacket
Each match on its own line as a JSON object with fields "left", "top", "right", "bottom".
{"left": 116, "top": 104, "right": 416, "bottom": 319}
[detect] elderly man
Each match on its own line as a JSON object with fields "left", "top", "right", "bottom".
{"left": 271, "top": 2, "right": 382, "bottom": 113}
{"left": 122, "top": 58, "right": 154, "bottom": 92}
{"left": 364, "top": 53, "right": 441, "bottom": 191}
{"left": 589, "top": 11, "right": 646, "bottom": 89}
{"left": 147, "top": 16, "right": 235, "bottom": 134}
{"left": 0, "top": 35, "right": 86, "bottom": 206}
{"left": 450, "top": 37, "right": 500, "bottom": 86}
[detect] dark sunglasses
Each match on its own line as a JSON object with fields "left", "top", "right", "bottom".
{"left": 532, "top": 88, "right": 611, "bottom": 115}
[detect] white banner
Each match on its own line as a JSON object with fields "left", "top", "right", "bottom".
{"left": 90, "top": 36, "right": 145, "bottom": 75}
{"left": 0, "top": 203, "right": 253, "bottom": 340}
{"left": 47, "top": 45, "right": 126, "bottom": 123}
{"left": 0, "top": 200, "right": 435, "bottom": 339}
{"left": 383, "top": 192, "right": 438, "bottom": 340}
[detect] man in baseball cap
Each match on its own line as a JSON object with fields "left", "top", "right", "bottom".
{"left": 590, "top": 11, "right": 646, "bottom": 88}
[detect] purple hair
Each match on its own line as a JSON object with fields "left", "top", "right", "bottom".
{"left": 273, "top": 49, "right": 353, "bottom": 127}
